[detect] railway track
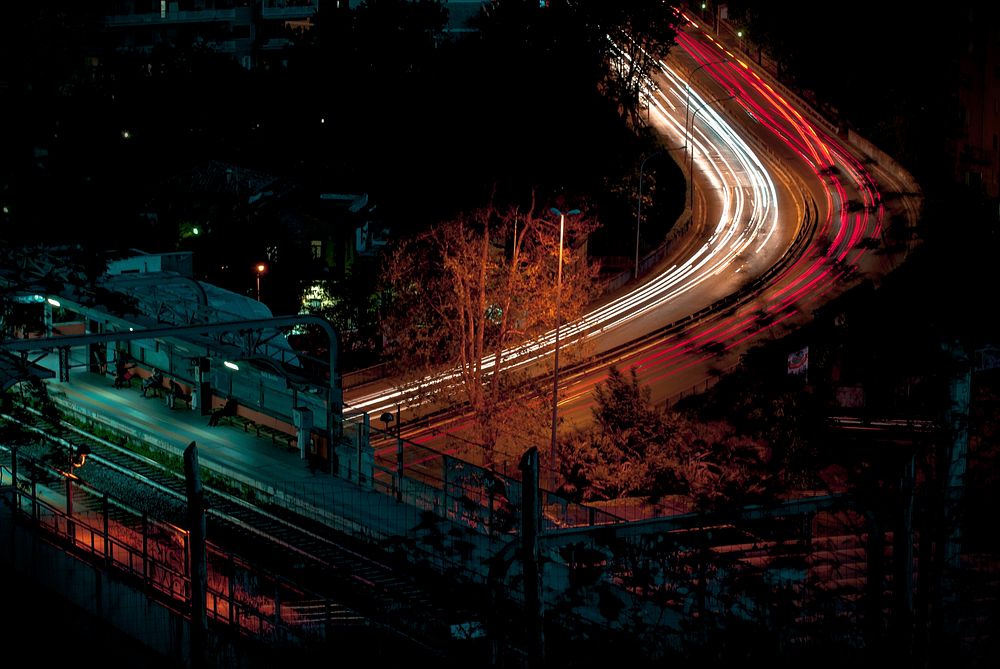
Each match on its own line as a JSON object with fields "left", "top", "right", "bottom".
{"left": 1, "top": 399, "right": 493, "bottom": 661}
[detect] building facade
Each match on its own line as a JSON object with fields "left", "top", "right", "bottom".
{"left": 98, "top": 0, "right": 487, "bottom": 70}
{"left": 101, "top": 0, "right": 325, "bottom": 70}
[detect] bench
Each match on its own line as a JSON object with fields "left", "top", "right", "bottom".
{"left": 222, "top": 414, "right": 255, "bottom": 432}
{"left": 257, "top": 424, "right": 297, "bottom": 450}
{"left": 223, "top": 414, "right": 296, "bottom": 449}
{"left": 141, "top": 377, "right": 165, "bottom": 399}
{"left": 115, "top": 369, "right": 138, "bottom": 389}
{"left": 168, "top": 389, "right": 193, "bottom": 410}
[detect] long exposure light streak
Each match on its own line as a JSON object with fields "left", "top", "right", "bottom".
{"left": 349, "top": 40, "right": 782, "bottom": 422}
{"left": 364, "top": 11, "right": 917, "bottom": 470}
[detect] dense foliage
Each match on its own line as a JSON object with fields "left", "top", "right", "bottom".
{"left": 559, "top": 365, "right": 775, "bottom": 509}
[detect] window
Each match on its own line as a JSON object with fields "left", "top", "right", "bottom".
{"left": 311, "top": 240, "right": 322, "bottom": 260}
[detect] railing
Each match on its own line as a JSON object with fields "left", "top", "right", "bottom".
{"left": 7, "top": 399, "right": 997, "bottom": 662}
{"left": 338, "top": 413, "right": 628, "bottom": 534}
{"left": 342, "top": 362, "right": 392, "bottom": 388}
{"left": 0, "top": 449, "right": 356, "bottom": 649}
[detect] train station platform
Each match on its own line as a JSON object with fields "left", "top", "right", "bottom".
{"left": 29, "top": 353, "right": 503, "bottom": 573}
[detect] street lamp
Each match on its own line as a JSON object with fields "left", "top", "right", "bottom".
{"left": 636, "top": 151, "right": 662, "bottom": 280}
{"left": 688, "top": 93, "right": 736, "bottom": 211}
{"left": 254, "top": 262, "right": 267, "bottom": 301}
{"left": 379, "top": 411, "right": 395, "bottom": 435}
{"left": 549, "top": 206, "right": 580, "bottom": 481}
{"left": 684, "top": 59, "right": 727, "bottom": 162}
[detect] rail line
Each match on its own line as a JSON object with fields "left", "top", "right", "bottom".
{"left": 1, "top": 400, "right": 489, "bottom": 656}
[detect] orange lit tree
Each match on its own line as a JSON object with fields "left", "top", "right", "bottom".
{"left": 380, "top": 192, "right": 601, "bottom": 465}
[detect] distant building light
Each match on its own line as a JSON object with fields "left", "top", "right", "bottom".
{"left": 47, "top": 298, "right": 61, "bottom": 307}
{"left": 224, "top": 361, "right": 240, "bottom": 371}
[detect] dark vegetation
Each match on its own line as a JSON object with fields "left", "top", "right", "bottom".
{"left": 3, "top": 2, "right": 999, "bottom": 666}
{"left": 723, "top": 0, "right": 998, "bottom": 342}
{"left": 3, "top": 1, "right": 995, "bottom": 509}
{"left": 2, "top": 2, "right": 684, "bottom": 347}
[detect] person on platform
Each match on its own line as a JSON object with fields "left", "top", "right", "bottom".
{"left": 166, "top": 379, "right": 180, "bottom": 409}
{"left": 113, "top": 355, "right": 135, "bottom": 389}
{"left": 208, "top": 396, "right": 238, "bottom": 427}
{"left": 141, "top": 369, "right": 164, "bottom": 398}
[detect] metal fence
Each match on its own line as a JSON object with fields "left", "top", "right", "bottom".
{"left": 0, "top": 448, "right": 359, "bottom": 650}
{"left": 339, "top": 411, "right": 628, "bottom": 533}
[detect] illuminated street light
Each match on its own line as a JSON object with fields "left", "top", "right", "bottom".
{"left": 688, "top": 93, "right": 736, "bottom": 211}
{"left": 549, "top": 206, "right": 580, "bottom": 483}
{"left": 255, "top": 262, "right": 267, "bottom": 301}
{"left": 72, "top": 444, "right": 91, "bottom": 468}
{"left": 636, "top": 151, "right": 662, "bottom": 280}
{"left": 684, "top": 59, "right": 728, "bottom": 162}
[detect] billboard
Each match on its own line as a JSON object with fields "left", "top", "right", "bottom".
{"left": 787, "top": 345, "right": 809, "bottom": 377}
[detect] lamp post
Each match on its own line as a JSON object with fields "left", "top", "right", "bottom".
{"left": 636, "top": 151, "right": 662, "bottom": 280}
{"left": 549, "top": 206, "right": 580, "bottom": 481}
{"left": 684, "top": 59, "right": 727, "bottom": 163}
{"left": 379, "top": 411, "right": 395, "bottom": 435}
{"left": 688, "top": 94, "right": 736, "bottom": 212}
{"left": 255, "top": 263, "right": 267, "bottom": 301}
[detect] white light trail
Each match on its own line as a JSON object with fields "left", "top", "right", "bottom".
{"left": 349, "top": 57, "right": 781, "bottom": 420}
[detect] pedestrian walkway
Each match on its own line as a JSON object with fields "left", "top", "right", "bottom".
{"left": 51, "top": 365, "right": 314, "bottom": 480}
{"left": 33, "top": 356, "right": 505, "bottom": 585}
{"left": 39, "top": 359, "right": 368, "bottom": 518}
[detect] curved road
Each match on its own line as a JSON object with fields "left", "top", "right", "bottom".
{"left": 346, "top": 13, "right": 922, "bottom": 471}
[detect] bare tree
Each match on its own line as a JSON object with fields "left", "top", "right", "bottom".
{"left": 381, "top": 193, "right": 601, "bottom": 465}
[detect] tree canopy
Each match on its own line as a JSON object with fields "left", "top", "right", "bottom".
{"left": 559, "top": 364, "right": 775, "bottom": 511}
{"left": 380, "top": 192, "right": 601, "bottom": 463}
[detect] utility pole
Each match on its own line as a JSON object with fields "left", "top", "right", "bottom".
{"left": 184, "top": 442, "right": 208, "bottom": 669}
{"left": 940, "top": 339, "right": 971, "bottom": 640}
{"left": 636, "top": 151, "right": 662, "bottom": 280}
{"left": 519, "top": 447, "right": 544, "bottom": 667}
